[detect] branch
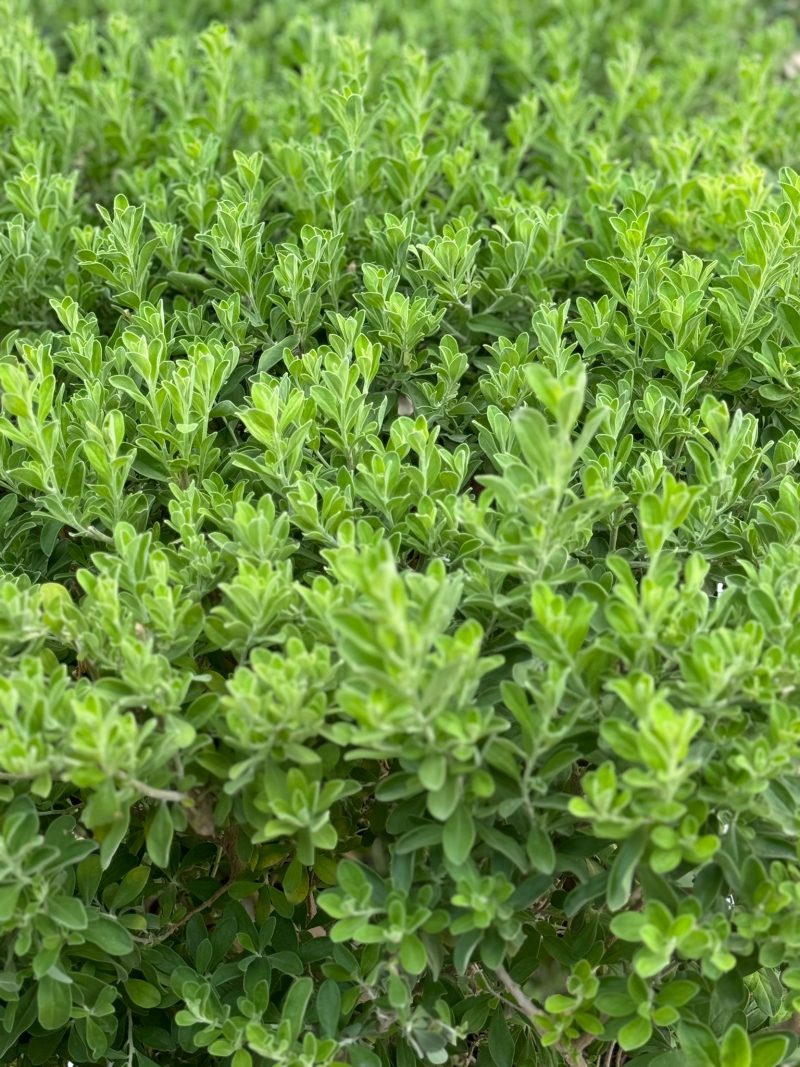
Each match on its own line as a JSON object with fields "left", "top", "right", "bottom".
{"left": 145, "top": 878, "right": 235, "bottom": 944}
{"left": 495, "top": 965, "right": 546, "bottom": 1021}
{"left": 493, "top": 966, "right": 589, "bottom": 1067}
{"left": 124, "top": 776, "right": 188, "bottom": 803}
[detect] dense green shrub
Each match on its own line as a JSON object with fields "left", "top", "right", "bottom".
{"left": 2, "top": 0, "right": 800, "bottom": 1063}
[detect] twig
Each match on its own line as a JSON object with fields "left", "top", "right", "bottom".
{"left": 494, "top": 966, "right": 589, "bottom": 1067}
{"left": 127, "top": 1009, "right": 135, "bottom": 1067}
{"left": 124, "top": 776, "right": 188, "bottom": 803}
{"left": 146, "top": 877, "right": 235, "bottom": 944}
{"left": 495, "top": 965, "right": 547, "bottom": 1021}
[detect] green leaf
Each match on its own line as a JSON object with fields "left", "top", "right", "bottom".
{"left": 269, "top": 951, "right": 303, "bottom": 975}
{"left": 281, "top": 977, "right": 313, "bottom": 1042}
{"left": 99, "top": 807, "right": 131, "bottom": 869}
{"left": 610, "top": 912, "right": 648, "bottom": 941}
{"left": 618, "top": 1015, "right": 653, "bottom": 1051}
{"left": 466, "top": 313, "right": 514, "bottom": 336}
{"left": 113, "top": 866, "right": 151, "bottom": 909}
{"left": 399, "top": 934, "right": 428, "bottom": 975}
{"left": 442, "top": 807, "right": 475, "bottom": 865}
{"left": 595, "top": 992, "right": 634, "bottom": 1017}
{"left": 316, "top": 978, "right": 341, "bottom": 1036}
{"left": 37, "top": 975, "right": 72, "bottom": 1031}
{"left": 48, "top": 896, "right": 88, "bottom": 930}
{"left": 526, "top": 825, "right": 556, "bottom": 874}
{"left": 126, "top": 979, "right": 161, "bottom": 1009}
{"left": 721, "top": 1024, "right": 751, "bottom": 1067}
{"left": 657, "top": 980, "right": 699, "bottom": 1007}
{"left": 487, "top": 1008, "right": 515, "bottom": 1067}
{"left": 349, "top": 1048, "right": 382, "bottom": 1067}
{"left": 427, "top": 778, "right": 461, "bottom": 821}
{"left": 453, "top": 930, "right": 483, "bottom": 974}
{"left": 0, "top": 885, "right": 20, "bottom": 923}
{"left": 587, "top": 258, "right": 625, "bottom": 300}
{"left": 606, "top": 829, "right": 647, "bottom": 911}
{"left": 146, "top": 803, "right": 174, "bottom": 869}
{"left": 751, "top": 1035, "right": 790, "bottom": 1067}
{"left": 84, "top": 915, "right": 134, "bottom": 956}
{"left": 418, "top": 754, "right": 447, "bottom": 792}
{"left": 283, "top": 858, "right": 310, "bottom": 904}
{"left": 677, "top": 1020, "right": 718, "bottom": 1067}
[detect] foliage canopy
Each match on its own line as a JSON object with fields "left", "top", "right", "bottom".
{"left": 2, "top": 0, "right": 800, "bottom": 1064}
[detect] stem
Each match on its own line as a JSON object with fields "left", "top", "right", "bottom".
{"left": 127, "top": 1009, "right": 135, "bottom": 1067}
{"left": 123, "top": 776, "right": 188, "bottom": 803}
{"left": 494, "top": 965, "right": 546, "bottom": 1020}
{"left": 144, "top": 877, "right": 235, "bottom": 945}
{"left": 494, "top": 966, "right": 589, "bottom": 1067}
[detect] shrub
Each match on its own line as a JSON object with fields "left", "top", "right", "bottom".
{"left": 2, "top": 0, "right": 800, "bottom": 1064}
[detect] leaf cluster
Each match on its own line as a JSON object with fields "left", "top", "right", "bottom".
{"left": 1, "top": 0, "right": 800, "bottom": 1065}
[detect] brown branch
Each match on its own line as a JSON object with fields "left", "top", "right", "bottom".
{"left": 495, "top": 965, "right": 547, "bottom": 1021}
{"left": 146, "top": 878, "right": 235, "bottom": 944}
{"left": 493, "top": 965, "right": 589, "bottom": 1067}
{"left": 124, "top": 776, "right": 188, "bottom": 803}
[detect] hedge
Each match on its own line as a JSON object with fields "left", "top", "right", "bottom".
{"left": 2, "top": 0, "right": 800, "bottom": 1064}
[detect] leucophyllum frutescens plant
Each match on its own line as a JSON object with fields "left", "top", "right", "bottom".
{"left": 1, "top": 0, "right": 800, "bottom": 1065}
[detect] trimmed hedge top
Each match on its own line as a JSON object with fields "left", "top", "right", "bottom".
{"left": 2, "top": 0, "right": 800, "bottom": 1064}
